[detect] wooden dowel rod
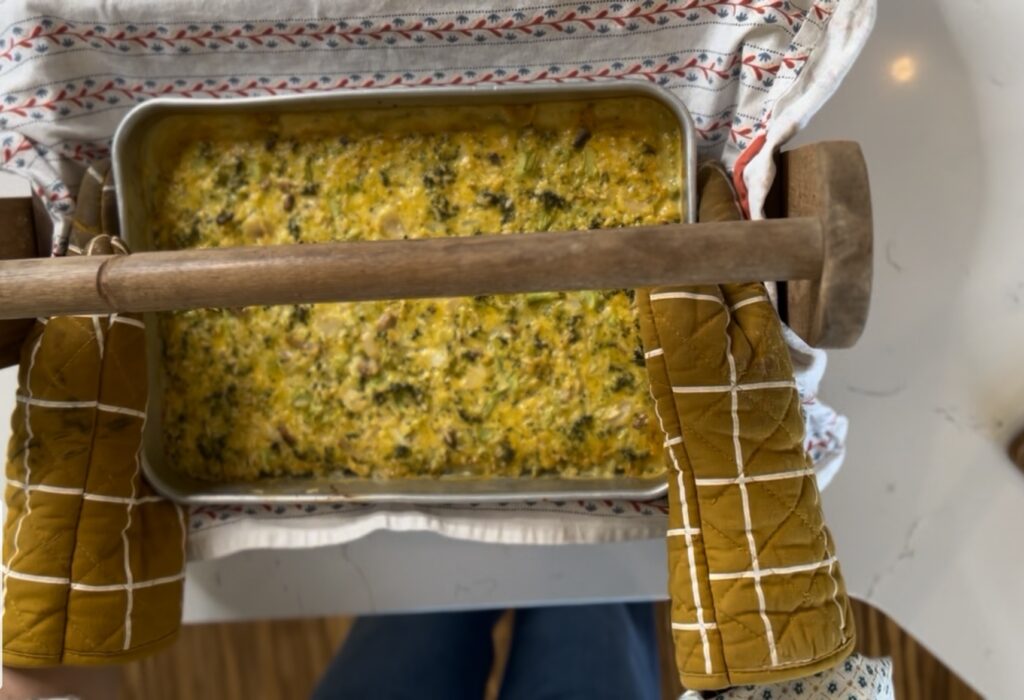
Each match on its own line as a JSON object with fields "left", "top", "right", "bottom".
{"left": 0, "top": 218, "right": 822, "bottom": 320}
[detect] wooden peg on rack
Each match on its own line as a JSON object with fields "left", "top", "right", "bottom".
{"left": 777, "top": 141, "right": 873, "bottom": 349}
{"left": 1010, "top": 429, "right": 1024, "bottom": 474}
{"left": 0, "top": 140, "right": 873, "bottom": 368}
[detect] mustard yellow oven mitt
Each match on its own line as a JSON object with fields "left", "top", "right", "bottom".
{"left": 2, "top": 164, "right": 186, "bottom": 666}
{"left": 640, "top": 163, "right": 855, "bottom": 690}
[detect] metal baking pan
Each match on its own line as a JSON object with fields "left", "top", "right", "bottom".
{"left": 112, "top": 81, "right": 696, "bottom": 504}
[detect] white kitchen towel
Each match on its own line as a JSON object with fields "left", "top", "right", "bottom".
{"left": 187, "top": 499, "right": 673, "bottom": 560}
{"left": 0, "top": 0, "right": 873, "bottom": 560}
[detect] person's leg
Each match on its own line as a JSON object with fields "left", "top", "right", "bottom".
{"left": 312, "top": 609, "right": 502, "bottom": 700}
{"left": 499, "top": 603, "right": 660, "bottom": 700}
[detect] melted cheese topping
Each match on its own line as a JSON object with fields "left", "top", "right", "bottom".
{"left": 151, "top": 98, "right": 684, "bottom": 481}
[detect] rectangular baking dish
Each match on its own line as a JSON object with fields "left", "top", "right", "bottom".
{"left": 112, "top": 80, "right": 697, "bottom": 504}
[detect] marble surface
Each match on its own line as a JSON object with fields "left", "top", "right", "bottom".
{"left": 3, "top": 2, "right": 1023, "bottom": 694}
{"left": 796, "top": 2, "right": 1024, "bottom": 696}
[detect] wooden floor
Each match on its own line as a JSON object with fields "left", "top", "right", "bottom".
{"left": 119, "top": 599, "right": 981, "bottom": 700}
{"left": 847, "top": 602, "right": 982, "bottom": 700}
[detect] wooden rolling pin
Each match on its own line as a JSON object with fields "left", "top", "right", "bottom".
{"left": 0, "top": 218, "right": 822, "bottom": 317}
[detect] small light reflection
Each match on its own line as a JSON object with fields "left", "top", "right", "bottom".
{"left": 889, "top": 55, "right": 918, "bottom": 84}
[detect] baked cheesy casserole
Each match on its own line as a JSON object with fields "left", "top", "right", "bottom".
{"left": 151, "top": 97, "right": 684, "bottom": 481}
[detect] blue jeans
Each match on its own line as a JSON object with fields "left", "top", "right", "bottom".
{"left": 312, "top": 603, "right": 660, "bottom": 700}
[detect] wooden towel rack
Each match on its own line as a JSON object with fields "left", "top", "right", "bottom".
{"left": 0, "top": 141, "right": 872, "bottom": 368}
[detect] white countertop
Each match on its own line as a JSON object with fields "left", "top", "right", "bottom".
{"left": 181, "top": 534, "right": 668, "bottom": 622}
{"left": 796, "top": 2, "right": 1024, "bottom": 696}
{"left": 3, "top": 2, "right": 1023, "bottom": 694}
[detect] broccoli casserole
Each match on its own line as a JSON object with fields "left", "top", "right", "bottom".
{"left": 151, "top": 97, "right": 684, "bottom": 481}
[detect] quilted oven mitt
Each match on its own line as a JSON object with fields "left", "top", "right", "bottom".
{"left": 640, "top": 164, "right": 855, "bottom": 690}
{"left": 2, "top": 164, "right": 186, "bottom": 666}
